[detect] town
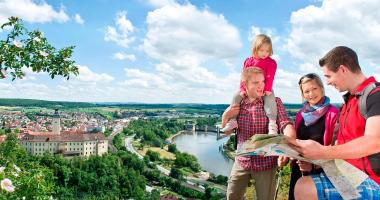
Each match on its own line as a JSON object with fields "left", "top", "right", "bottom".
{"left": 0, "top": 101, "right": 231, "bottom": 199}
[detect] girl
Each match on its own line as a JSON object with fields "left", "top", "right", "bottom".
{"left": 221, "top": 34, "right": 278, "bottom": 135}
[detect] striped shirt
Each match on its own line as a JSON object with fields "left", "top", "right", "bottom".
{"left": 237, "top": 97, "right": 293, "bottom": 171}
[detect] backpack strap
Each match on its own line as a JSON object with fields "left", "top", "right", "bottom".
{"left": 358, "top": 82, "right": 380, "bottom": 120}
{"left": 331, "top": 106, "right": 341, "bottom": 146}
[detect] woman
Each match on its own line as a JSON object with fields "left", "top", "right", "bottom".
{"left": 288, "top": 73, "right": 338, "bottom": 200}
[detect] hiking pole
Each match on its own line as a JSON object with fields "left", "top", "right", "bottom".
{"left": 274, "top": 167, "right": 283, "bottom": 200}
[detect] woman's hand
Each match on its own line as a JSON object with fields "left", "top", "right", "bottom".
{"left": 297, "top": 160, "right": 312, "bottom": 172}
{"left": 277, "top": 156, "right": 289, "bottom": 167}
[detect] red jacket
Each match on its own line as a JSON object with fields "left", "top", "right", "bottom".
{"left": 240, "top": 56, "right": 277, "bottom": 93}
{"left": 337, "top": 76, "right": 380, "bottom": 184}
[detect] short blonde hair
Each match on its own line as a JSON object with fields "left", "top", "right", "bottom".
{"left": 298, "top": 73, "right": 325, "bottom": 100}
{"left": 252, "top": 34, "right": 273, "bottom": 57}
{"left": 241, "top": 67, "right": 264, "bottom": 83}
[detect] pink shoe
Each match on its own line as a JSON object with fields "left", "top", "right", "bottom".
{"left": 221, "top": 119, "right": 238, "bottom": 132}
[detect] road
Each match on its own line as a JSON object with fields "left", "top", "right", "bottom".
{"left": 125, "top": 135, "right": 143, "bottom": 159}
{"left": 107, "top": 124, "right": 124, "bottom": 153}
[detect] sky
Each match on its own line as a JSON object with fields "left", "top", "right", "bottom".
{"left": 1, "top": 0, "right": 380, "bottom": 104}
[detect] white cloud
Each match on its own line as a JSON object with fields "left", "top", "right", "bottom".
{"left": 0, "top": 81, "right": 52, "bottom": 99}
{"left": 74, "top": 13, "right": 84, "bottom": 24}
{"left": 102, "top": 2, "right": 243, "bottom": 103}
{"left": 21, "top": 66, "right": 47, "bottom": 76}
{"left": 0, "top": 82, "right": 12, "bottom": 93}
{"left": 119, "top": 66, "right": 241, "bottom": 103}
{"left": 285, "top": 0, "right": 380, "bottom": 65}
{"left": 123, "top": 68, "right": 168, "bottom": 89}
{"left": 248, "top": 26, "right": 280, "bottom": 44}
{"left": 0, "top": 0, "right": 69, "bottom": 24}
{"left": 141, "top": 3, "right": 241, "bottom": 67}
{"left": 145, "top": 0, "right": 177, "bottom": 8}
{"left": 104, "top": 11, "right": 135, "bottom": 48}
{"left": 112, "top": 52, "right": 136, "bottom": 61}
{"left": 74, "top": 65, "right": 114, "bottom": 82}
{"left": 272, "top": 69, "right": 304, "bottom": 104}
{"left": 1, "top": 2, "right": 245, "bottom": 103}
{"left": 299, "top": 62, "right": 318, "bottom": 72}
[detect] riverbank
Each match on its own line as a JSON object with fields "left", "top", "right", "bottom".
{"left": 222, "top": 144, "right": 235, "bottom": 160}
{"left": 166, "top": 130, "right": 187, "bottom": 143}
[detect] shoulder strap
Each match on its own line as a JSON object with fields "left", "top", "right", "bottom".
{"left": 331, "top": 106, "right": 341, "bottom": 146}
{"left": 358, "top": 82, "right": 380, "bottom": 120}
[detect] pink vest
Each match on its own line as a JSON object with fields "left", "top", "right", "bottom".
{"left": 295, "top": 105, "right": 339, "bottom": 146}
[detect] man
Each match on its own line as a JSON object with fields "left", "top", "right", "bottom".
{"left": 223, "top": 67, "right": 296, "bottom": 200}
{"left": 291, "top": 46, "right": 380, "bottom": 199}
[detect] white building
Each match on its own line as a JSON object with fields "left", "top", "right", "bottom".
{"left": 20, "top": 132, "right": 108, "bottom": 157}
{"left": 20, "top": 109, "right": 108, "bottom": 157}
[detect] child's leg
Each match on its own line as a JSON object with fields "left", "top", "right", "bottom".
{"left": 222, "top": 91, "right": 242, "bottom": 126}
{"left": 221, "top": 92, "right": 241, "bottom": 132}
{"left": 231, "top": 91, "right": 243, "bottom": 105}
{"left": 263, "top": 92, "right": 278, "bottom": 134}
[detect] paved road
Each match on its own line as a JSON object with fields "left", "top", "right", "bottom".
{"left": 107, "top": 124, "right": 124, "bottom": 153}
{"left": 125, "top": 135, "right": 143, "bottom": 159}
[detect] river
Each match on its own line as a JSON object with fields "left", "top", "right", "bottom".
{"left": 173, "top": 131, "right": 234, "bottom": 177}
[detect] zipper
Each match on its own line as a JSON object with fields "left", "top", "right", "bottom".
{"left": 341, "top": 105, "right": 351, "bottom": 143}
{"left": 343, "top": 106, "right": 350, "bottom": 129}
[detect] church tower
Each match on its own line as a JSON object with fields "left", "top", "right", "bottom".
{"left": 52, "top": 109, "right": 61, "bottom": 135}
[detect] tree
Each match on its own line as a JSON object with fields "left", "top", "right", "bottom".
{"left": 203, "top": 185, "right": 213, "bottom": 200}
{"left": 148, "top": 189, "right": 160, "bottom": 200}
{"left": 145, "top": 150, "right": 161, "bottom": 162}
{"left": 168, "top": 143, "right": 177, "bottom": 153}
{"left": 169, "top": 168, "right": 184, "bottom": 181}
{"left": 0, "top": 17, "right": 78, "bottom": 80}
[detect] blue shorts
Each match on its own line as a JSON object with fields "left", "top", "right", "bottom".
{"left": 311, "top": 172, "right": 380, "bottom": 200}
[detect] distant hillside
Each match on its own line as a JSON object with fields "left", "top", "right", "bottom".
{"left": 0, "top": 98, "right": 95, "bottom": 108}
{"left": 0, "top": 98, "right": 304, "bottom": 113}
{"left": 0, "top": 99, "right": 227, "bottom": 109}
{"left": 105, "top": 103, "right": 229, "bottom": 110}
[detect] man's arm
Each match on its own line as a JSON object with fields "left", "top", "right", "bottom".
{"left": 276, "top": 99, "right": 296, "bottom": 167}
{"left": 275, "top": 97, "right": 296, "bottom": 139}
{"left": 282, "top": 123, "right": 296, "bottom": 139}
{"left": 290, "top": 115, "right": 380, "bottom": 160}
{"left": 278, "top": 123, "right": 296, "bottom": 167}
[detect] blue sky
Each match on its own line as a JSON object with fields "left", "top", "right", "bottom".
{"left": 1, "top": 0, "right": 380, "bottom": 104}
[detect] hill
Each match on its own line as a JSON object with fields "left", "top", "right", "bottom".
{"left": 0, "top": 98, "right": 94, "bottom": 108}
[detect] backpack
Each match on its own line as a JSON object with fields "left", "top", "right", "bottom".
{"left": 358, "top": 82, "right": 380, "bottom": 119}
{"left": 331, "top": 82, "right": 380, "bottom": 178}
{"left": 331, "top": 82, "right": 380, "bottom": 144}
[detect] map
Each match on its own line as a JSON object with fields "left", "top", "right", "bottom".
{"left": 236, "top": 134, "right": 368, "bottom": 200}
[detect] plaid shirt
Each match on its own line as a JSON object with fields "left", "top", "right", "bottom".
{"left": 236, "top": 97, "right": 293, "bottom": 171}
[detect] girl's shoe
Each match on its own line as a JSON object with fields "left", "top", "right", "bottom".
{"left": 268, "top": 120, "right": 278, "bottom": 135}
{"left": 221, "top": 119, "right": 238, "bottom": 132}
